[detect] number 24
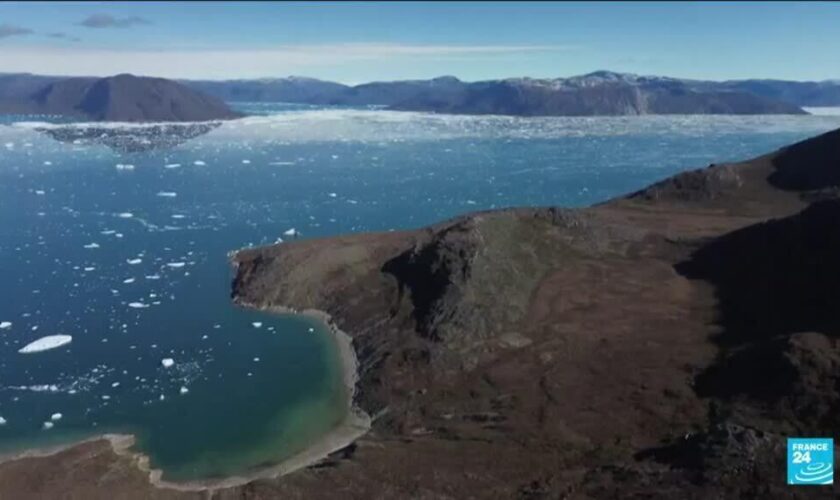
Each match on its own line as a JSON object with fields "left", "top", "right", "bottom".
{"left": 793, "top": 451, "right": 812, "bottom": 464}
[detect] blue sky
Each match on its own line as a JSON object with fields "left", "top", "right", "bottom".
{"left": 0, "top": 1, "right": 838, "bottom": 82}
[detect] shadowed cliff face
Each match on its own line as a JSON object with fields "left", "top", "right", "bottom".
{"left": 675, "top": 200, "right": 840, "bottom": 436}
{"left": 768, "top": 127, "right": 840, "bottom": 191}
{"left": 676, "top": 199, "right": 840, "bottom": 345}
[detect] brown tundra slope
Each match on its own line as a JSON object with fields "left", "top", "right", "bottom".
{"left": 2, "top": 128, "right": 840, "bottom": 499}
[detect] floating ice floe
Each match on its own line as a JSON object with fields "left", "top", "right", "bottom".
{"left": 50, "top": 413, "right": 62, "bottom": 421}
{"left": 18, "top": 335, "right": 73, "bottom": 354}
{"left": 157, "top": 191, "right": 177, "bottom": 198}
{"left": 117, "top": 212, "right": 134, "bottom": 219}
{"left": 43, "top": 421, "right": 54, "bottom": 430}
{"left": 252, "top": 322, "right": 263, "bottom": 329}
{"left": 0, "top": 417, "right": 6, "bottom": 425}
{"left": 161, "top": 358, "right": 175, "bottom": 368}
{"left": 127, "top": 302, "right": 149, "bottom": 309}
{"left": 283, "top": 228, "right": 299, "bottom": 236}
{"left": 171, "top": 214, "right": 186, "bottom": 219}
{"left": 127, "top": 258, "right": 142, "bottom": 265}
{"left": 179, "top": 386, "right": 189, "bottom": 394}
{"left": 115, "top": 164, "right": 135, "bottom": 171}
{"left": 193, "top": 160, "right": 206, "bottom": 166}
{"left": 241, "top": 159, "right": 251, "bottom": 164}
{"left": 123, "top": 278, "right": 135, "bottom": 284}
{"left": 164, "top": 163, "right": 181, "bottom": 169}
{"left": 83, "top": 267, "right": 95, "bottom": 272}
{"left": 0, "top": 322, "right": 11, "bottom": 330}
{"left": 43, "top": 161, "right": 52, "bottom": 166}
{"left": 166, "top": 262, "right": 186, "bottom": 268}
{"left": 328, "top": 192, "right": 338, "bottom": 198}
{"left": 145, "top": 274, "right": 161, "bottom": 280}
{"left": 253, "top": 357, "right": 260, "bottom": 362}
{"left": 35, "top": 190, "right": 45, "bottom": 196}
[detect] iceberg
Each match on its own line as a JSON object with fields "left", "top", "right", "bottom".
{"left": 252, "top": 322, "right": 263, "bottom": 329}
{"left": 0, "top": 417, "right": 6, "bottom": 425}
{"left": 128, "top": 302, "right": 149, "bottom": 309}
{"left": 157, "top": 191, "right": 177, "bottom": 198}
{"left": 283, "top": 228, "right": 299, "bottom": 236}
{"left": 50, "top": 413, "right": 62, "bottom": 421}
{"left": 161, "top": 358, "right": 175, "bottom": 368}
{"left": 127, "top": 258, "right": 142, "bottom": 265}
{"left": 83, "top": 243, "right": 100, "bottom": 249}
{"left": 18, "top": 335, "right": 73, "bottom": 354}
{"left": 166, "top": 262, "right": 186, "bottom": 268}
{"left": 43, "top": 421, "right": 54, "bottom": 430}
{"left": 0, "top": 321, "right": 11, "bottom": 330}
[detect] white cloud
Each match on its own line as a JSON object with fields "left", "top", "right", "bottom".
{"left": 0, "top": 43, "right": 578, "bottom": 80}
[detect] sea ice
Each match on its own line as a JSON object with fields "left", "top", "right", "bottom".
{"left": 127, "top": 302, "right": 149, "bottom": 309}
{"left": 161, "top": 358, "right": 175, "bottom": 368}
{"left": 164, "top": 163, "right": 181, "bottom": 169}
{"left": 18, "top": 335, "right": 73, "bottom": 354}
{"left": 193, "top": 160, "right": 206, "bottom": 166}
{"left": 50, "top": 413, "right": 62, "bottom": 421}
{"left": 166, "top": 262, "right": 186, "bottom": 268}
{"left": 157, "top": 191, "right": 177, "bottom": 198}
{"left": 123, "top": 278, "right": 136, "bottom": 284}
{"left": 283, "top": 228, "right": 298, "bottom": 236}
{"left": 179, "top": 386, "right": 189, "bottom": 394}
{"left": 241, "top": 159, "right": 251, "bottom": 164}
{"left": 117, "top": 212, "right": 134, "bottom": 219}
{"left": 127, "top": 258, "right": 142, "bottom": 265}
{"left": 43, "top": 421, "right": 54, "bottom": 430}
{"left": 0, "top": 322, "right": 11, "bottom": 330}
{"left": 83, "top": 243, "right": 100, "bottom": 249}
{"left": 328, "top": 192, "right": 338, "bottom": 198}
{"left": 252, "top": 322, "right": 263, "bottom": 328}
{"left": 0, "top": 417, "right": 6, "bottom": 425}
{"left": 115, "top": 164, "right": 135, "bottom": 171}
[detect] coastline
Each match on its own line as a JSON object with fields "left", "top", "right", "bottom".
{"left": 0, "top": 302, "right": 371, "bottom": 492}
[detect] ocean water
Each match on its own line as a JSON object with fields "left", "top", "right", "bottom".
{"left": 1, "top": 105, "right": 839, "bottom": 481}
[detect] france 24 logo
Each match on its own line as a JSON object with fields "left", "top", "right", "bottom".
{"left": 787, "top": 438, "right": 834, "bottom": 485}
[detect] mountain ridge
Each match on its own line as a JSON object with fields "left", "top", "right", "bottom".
{"left": 0, "top": 73, "right": 241, "bottom": 122}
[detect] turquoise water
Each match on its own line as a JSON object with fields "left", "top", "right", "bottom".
{"left": 1, "top": 106, "right": 839, "bottom": 481}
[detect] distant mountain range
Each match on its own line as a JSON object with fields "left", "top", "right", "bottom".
{"left": 2, "top": 70, "right": 839, "bottom": 120}
{"left": 182, "top": 70, "right": 840, "bottom": 116}
{"left": 0, "top": 73, "right": 241, "bottom": 122}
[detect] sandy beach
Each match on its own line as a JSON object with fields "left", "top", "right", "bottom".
{"left": 0, "top": 303, "right": 371, "bottom": 492}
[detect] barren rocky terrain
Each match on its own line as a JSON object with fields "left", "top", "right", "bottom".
{"left": 2, "top": 128, "right": 840, "bottom": 498}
